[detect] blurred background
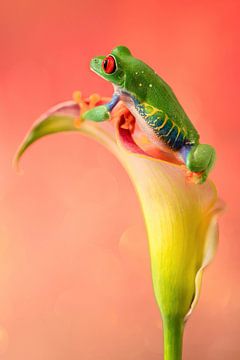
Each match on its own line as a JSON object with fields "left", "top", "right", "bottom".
{"left": 0, "top": 0, "right": 239, "bottom": 359}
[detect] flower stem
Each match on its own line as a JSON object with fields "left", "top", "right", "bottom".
{"left": 163, "top": 316, "right": 184, "bottom": 360}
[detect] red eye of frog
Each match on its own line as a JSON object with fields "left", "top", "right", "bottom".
{"left": 102, "top": 55, "right": 116, "bottom": 74}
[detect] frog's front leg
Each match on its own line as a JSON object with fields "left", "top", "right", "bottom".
{"left": 82, "top": 94, "right": 120, "bottom": 122}
{"left": 179, "top": 143, "right": 216, "bottom": 183}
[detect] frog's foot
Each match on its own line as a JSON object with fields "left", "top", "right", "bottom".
{"left": 81, "top": 93, "right": 121, "bottom": 123}
{"left": 185, "top": 170, "right": 207, "bottom": 185}
{"left": 185, "top": 144, "right": 216, "bottom": 184}
{"left": 72, "top": 91, "right": 102, "bottom": 127}
{"left": 82, "top": 105, "right": 111, "bottom": 122}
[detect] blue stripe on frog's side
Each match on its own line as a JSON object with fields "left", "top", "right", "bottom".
{"left": 129, "top": 94, "right": 187, "bottom": 151}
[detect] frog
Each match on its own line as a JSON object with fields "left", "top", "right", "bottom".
{"left": 82, "top": 45, "right": 216, "bottom": 183}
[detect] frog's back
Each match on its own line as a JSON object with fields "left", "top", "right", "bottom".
{"left": 123, "top": 57, "right": 199, "bottom": 144}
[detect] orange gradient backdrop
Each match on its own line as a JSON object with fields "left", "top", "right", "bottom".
{"left": 0, "top": 0, "right": 240, "bottom": 359}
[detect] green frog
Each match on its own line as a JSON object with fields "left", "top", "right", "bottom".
{"left": 82, "top": 46, "right": 216, "bottom": 183}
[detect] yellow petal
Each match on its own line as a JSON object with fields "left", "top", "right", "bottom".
{"left": 122, "top": 154, "right": 222, "bottom": 319}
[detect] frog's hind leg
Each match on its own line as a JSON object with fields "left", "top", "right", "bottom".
{"left": 180, "top": 144, "right": 216, "bottom": 183}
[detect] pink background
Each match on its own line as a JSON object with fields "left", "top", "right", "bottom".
{"left": 0, "top": 0, "right": 240, "bottom": 358}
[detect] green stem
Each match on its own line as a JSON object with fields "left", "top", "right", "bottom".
{"left": 163, "top": 317, "right": 184, "bottom": 360}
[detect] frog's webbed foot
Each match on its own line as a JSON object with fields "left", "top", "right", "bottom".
{"left": 180, "top": 143, "right": 216, "bottom": 184}
{"left": 82, "top": 93, "right": 120, "bottom": 123}
{"left": 185, "top": 170, "right": 208, "bottom": 185}
{"left": 82, "top": 105, "right": 111, "bottom": 122}
{"left": 72, "top": 91, "right": 102, "bottom": 127}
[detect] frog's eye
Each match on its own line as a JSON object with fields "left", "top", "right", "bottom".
{"left": 102, "top": 55, "right": 116, "bottom": 74}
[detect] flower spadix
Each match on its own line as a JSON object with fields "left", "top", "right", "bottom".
{"left": 15, "top": 93, "right": 223, "bottom": 360}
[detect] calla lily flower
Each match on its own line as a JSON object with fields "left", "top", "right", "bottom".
{"left": 15, "top": 92, "right": 224, "bottom": 360}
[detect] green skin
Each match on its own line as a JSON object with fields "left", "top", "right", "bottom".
{"left": 82, "top": 46, "right": 216, "bottom": 183}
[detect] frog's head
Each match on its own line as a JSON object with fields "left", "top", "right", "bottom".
{"left": 90, "top": 46, "right": 132, "bottom": 87}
